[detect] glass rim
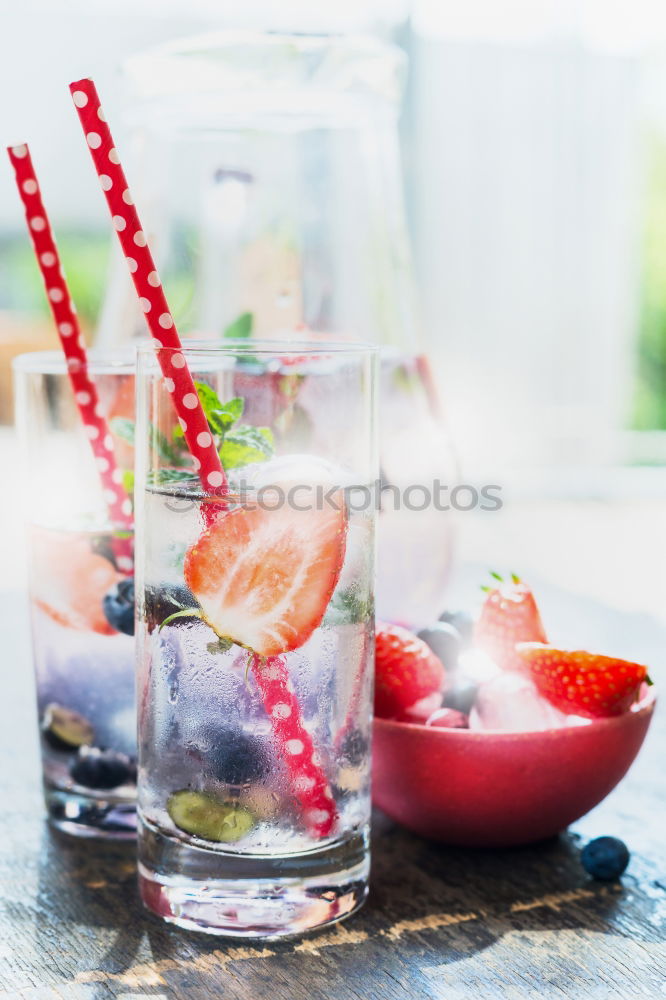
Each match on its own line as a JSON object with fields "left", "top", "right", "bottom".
{"left": 137, "top": 338, "right": 378, "bottom": 359}
{"left": 124, "top": 30, "right": 405, "bottom": 109}
{"left": 12, "top": 348, "right": 136, "bottom": 376}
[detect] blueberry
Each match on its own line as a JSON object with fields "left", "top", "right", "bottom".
{"left": 207, "top": 729, "right": 268, "bottom": 786}
{"left": 581, "top": 837, "right": 630, "bottom": 881}
{"left": 339, "top": 728, "right": 369, "bottom": 768}
{"left": 102, "top": 578, "right": 135, "bottom": 636}
{"left": 439, "top": 610, "right": 474, "bottom": 644}
{"left": 143, "top": 584, "right": 197, "bottom": 633}
{"left": 443, "top": 674, "right": 479, "bottom": 715}
{"left": 69, "top": 747, "right": 136, "bottom": 790}
{"left": 418, "top": 622, "right": 461, "bottom": 670}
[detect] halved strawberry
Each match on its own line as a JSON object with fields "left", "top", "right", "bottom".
{"left": 474, "top": 573, "right": 547, "bottom": 672}
{"left": 184, "top": 495, "right": 347, "bottom": 657}
{"left": 374, "top": 623, "right": 445, "bottom": 719}
{"left": 30, "top": 528, "right": 121, "bottom": 635}
{"left": 516, "top": 643, "right": 650, "bottom": 718}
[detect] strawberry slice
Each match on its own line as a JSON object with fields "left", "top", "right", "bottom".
{"left": 30, "top": 527, "right": 121, "bottom": 636}
{"left": 374, "top": 623, "right": 445, "bottom": 719}
{"left": 474, "top": 573, "right": 547, "bottom": 672}
{"left": 184, "top": 495, "right": 347, "bottom": 657}
{"left": 516, "top": 643, "right": 650, "bottom": 718}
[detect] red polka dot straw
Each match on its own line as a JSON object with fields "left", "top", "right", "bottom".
{"left": 69, "top": 79, "right": 227, "bottom": 496}
{"left": 253, "top": 655, "right": 336, "bottom": 837}
{"left": 69, "top": 78, "right": 337, "bottom": 838}
{"left": 6, "top": 142, "right": 134, "bottom": 574}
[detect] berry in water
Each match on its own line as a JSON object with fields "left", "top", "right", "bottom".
{"left": 69, "top": 747, "right": 136, "bottom": 790}
{"left": 184, "top": 497, "right": 347, "bottom": 656}
{"left": 338, "top": 728, "right": 369, "bottom": 767}
{"left": 102, "top": 578, "right": 135, "bottom": 636}
{"left": 143, "top": 584, "right": 197, "bottom": 633}
{"left": 207, "top": 728, "right": 269, "bottom": 786}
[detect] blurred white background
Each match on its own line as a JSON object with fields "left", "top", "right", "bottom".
{"left": 3, "top": 2, "right": 666, "bottom": 478}
{"left": 2, "top": 0, "right": 666, "bottom": 622}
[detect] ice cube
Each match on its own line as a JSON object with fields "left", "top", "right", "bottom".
{"left": 234, "top": 453, "right": 356, "bottom": 492}
{"left": 469, "top": 671, "right": 571, "bottom": 732}
{"left": 457, "top": 648, "right": 502, "bottom": 685}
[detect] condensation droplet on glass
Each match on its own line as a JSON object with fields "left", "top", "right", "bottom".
{"left": 168, "top": 677, "right": 179, "bottom": 704}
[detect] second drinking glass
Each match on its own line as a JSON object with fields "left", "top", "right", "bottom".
{"left": 134, "top": 340, "right": 377, "bottom": 937}
{"left": 14, "top": 349, "right": 137, "bottom": 838}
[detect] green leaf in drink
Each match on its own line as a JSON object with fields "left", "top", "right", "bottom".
{"left": 219, "top": 426, "right": 274, "bottom": 469}
{"left": 109, "top": 416, "right": 135, "bottom": 445}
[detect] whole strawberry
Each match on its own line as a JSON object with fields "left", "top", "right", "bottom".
{"left": 474, "top": 573, "right": 547, "bottom": 672}
{"left": 517, "top": 643, "right": 650, "bottom": 718}
{"left": 375, "top": 623, "right": 445, "bottom": 719}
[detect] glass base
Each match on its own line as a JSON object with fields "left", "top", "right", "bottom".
{"left": 138, "top": 814, "right": 370, "bottom": 938}
{"left": 45, "top": 783, "right": 137, "bottom": 840}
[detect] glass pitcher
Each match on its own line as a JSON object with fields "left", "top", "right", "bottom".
{"left": 107, "top": 30, "right": 457, "bottom": 627}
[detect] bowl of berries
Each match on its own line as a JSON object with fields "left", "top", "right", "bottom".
{"left": 372, "top": 576, "right": 656, "bottom": 848}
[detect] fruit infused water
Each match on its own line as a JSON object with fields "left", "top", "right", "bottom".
{"left": 30, "top": 526, "right": 136, "bottom": 830}
{"left": 233, "top": 348, "right": 456, "bottom": 629}
{"left": 14, "top": 351, "right": 137, "bottom": 837}
{"left": 134, "top": 342, "right": 377, "bottom": 937}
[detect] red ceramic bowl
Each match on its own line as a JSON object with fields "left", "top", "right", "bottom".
{"left": 372, "top": 689, "right": 656, "bottom": 847}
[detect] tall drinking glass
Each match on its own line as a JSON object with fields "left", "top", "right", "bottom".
{"left": 135, "top": 340, "right": 377, "bottom": 937}
{"left": 13, "top": 350, "right": 137, "bottom": 838}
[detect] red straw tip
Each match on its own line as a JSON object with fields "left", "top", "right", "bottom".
{"left": 69, "top": 79, "right": 97, "bottom": 111}
{"left": 7, "top": 143, "right": 29, "bottom": 160}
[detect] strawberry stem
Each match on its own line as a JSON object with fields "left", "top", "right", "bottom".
{"left": 158, "top": 607, "right": 203, "bottom": 631}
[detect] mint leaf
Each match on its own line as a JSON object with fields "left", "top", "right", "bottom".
{"left": 325, "top": 589, "right": 374, "bottom": 626}
{"left": 219, "top": 426, "right": 274, "bottom": 469}
{"left": 209, "top": 398, "right": 244, "bottom": 436}
{"left": 223, "top": 312, "right": 253, "bottom": 340}
{"left": 194, "top": 382, "right": 245, "bottom": 437}
{"left": 147, "top": 467, "right": 198, "bottom": 487}
{"left": 110, "top": 416, "right": 135, "bottom": 445}
{"left": 111, "top": 416, "right": 185, "bottom": 467}
{"left": 194, "top": 380, "right": 225, "bottom": 417}
{"left": 206, "top": 637, "right": 234, "bottom": 655}
{"left": 150, "top": 425, "right": 184, "bottom": 465}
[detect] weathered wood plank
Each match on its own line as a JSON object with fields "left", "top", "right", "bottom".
{"left": 1, "top": 587, "right": 664, "bottom": 1000}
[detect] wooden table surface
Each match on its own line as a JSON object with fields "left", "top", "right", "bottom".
{"left": 1, "top": 577, "right": 664, "bottom": 1000}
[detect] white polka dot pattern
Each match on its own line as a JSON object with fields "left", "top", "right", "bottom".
{"left": 253, "top": 653, "right": 337, "bottom": 837}
{"left": 6, "top": 141, "right": 134, "bottom": 565}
